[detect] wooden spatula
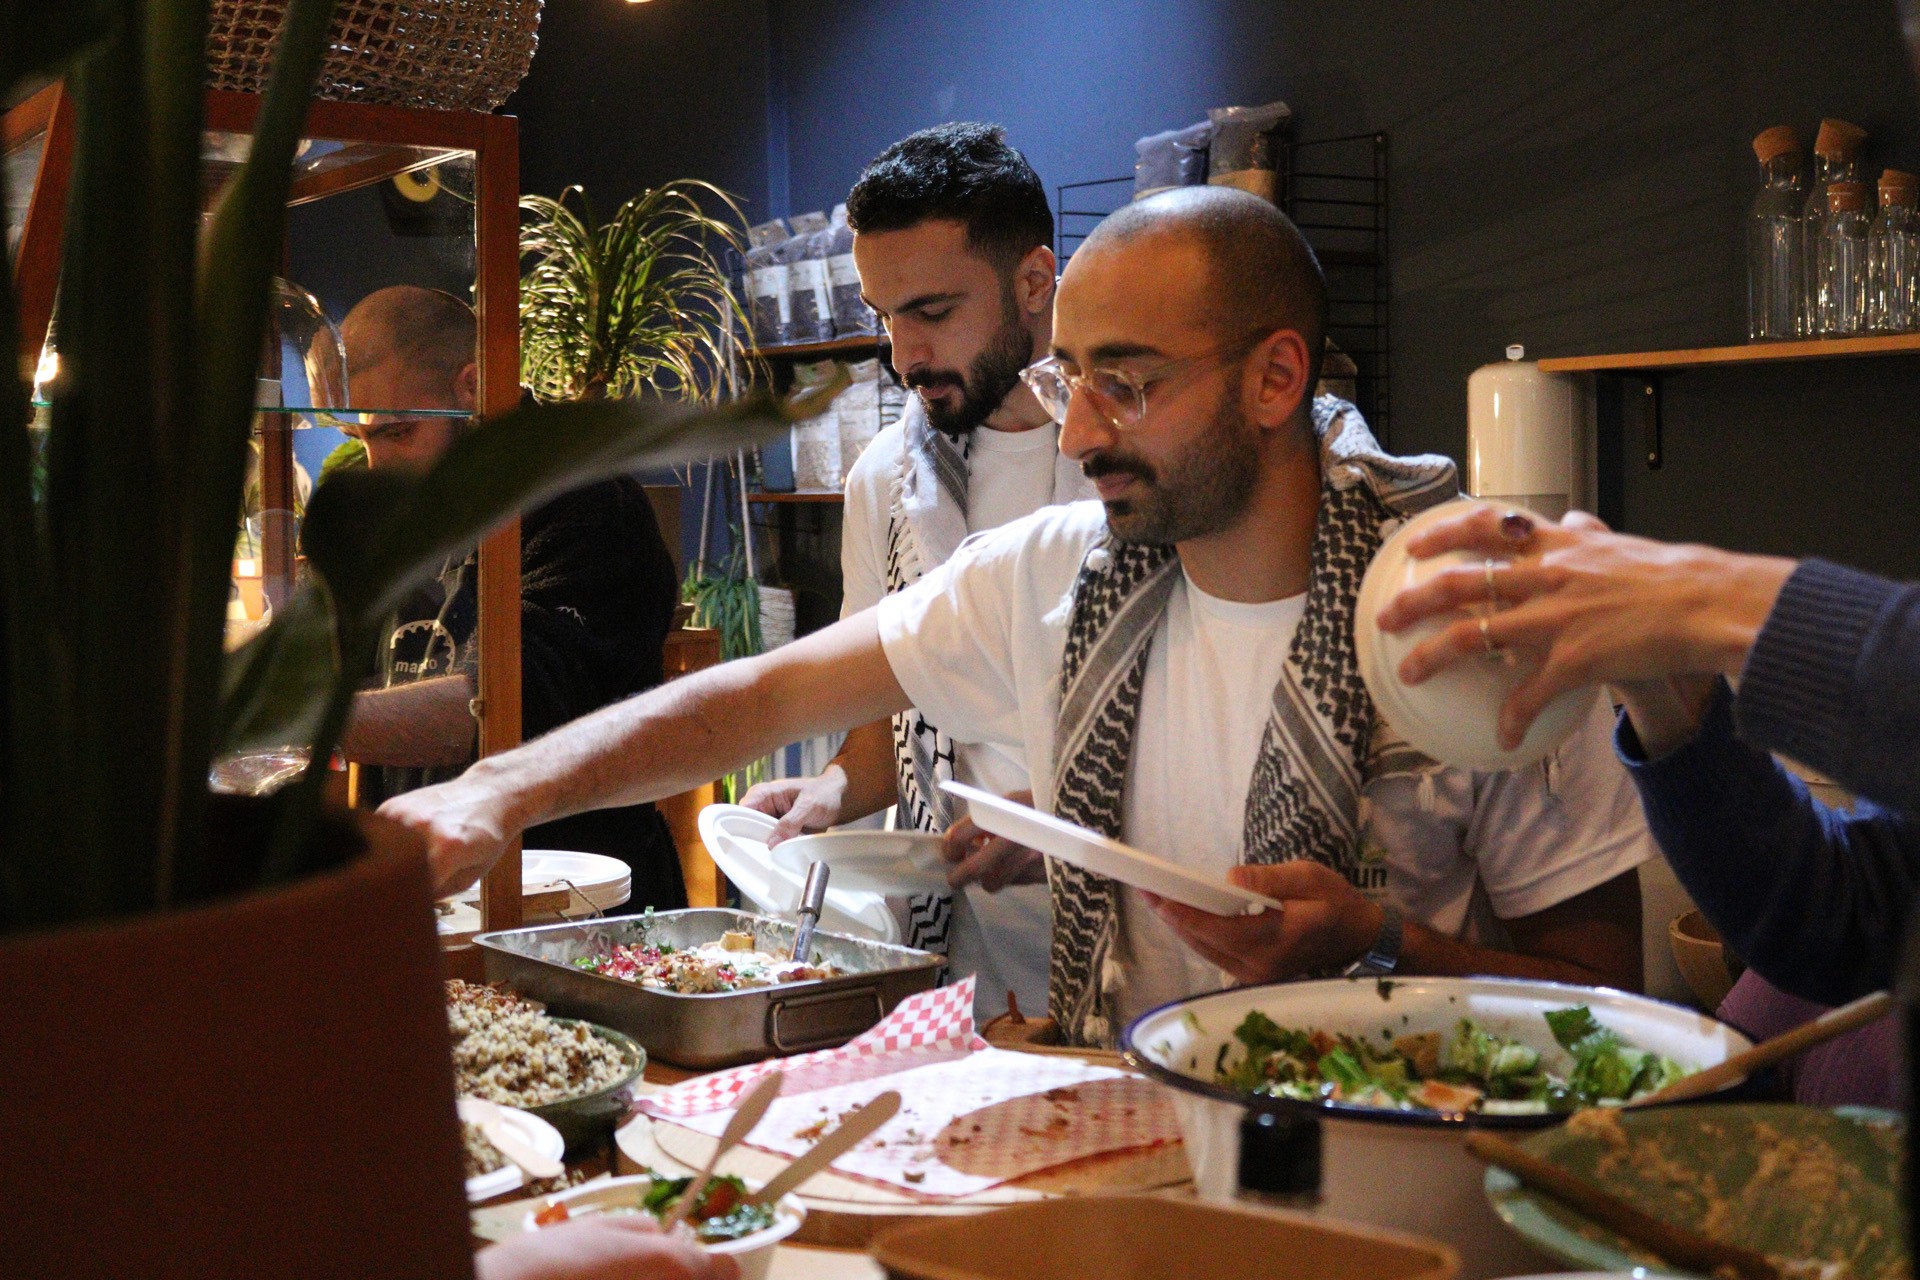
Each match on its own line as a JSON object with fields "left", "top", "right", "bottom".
{"left": 1635, "top": 989, "right": 1893, "bottom": 1106}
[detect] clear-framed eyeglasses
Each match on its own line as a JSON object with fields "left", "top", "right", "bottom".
{"left": 1018, "top": 331, "right": 1270, "bottom": 430}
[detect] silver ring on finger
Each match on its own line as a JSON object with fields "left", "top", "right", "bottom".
{"left": 1483, "top": 557, "right": 1500, "bottom": 608}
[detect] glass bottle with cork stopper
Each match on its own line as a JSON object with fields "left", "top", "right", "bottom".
{"left": 1818, "top": 181, "right": 1872, "bottom": 336}
{"left": 1803, "top": 118, "right": 1869, "bottom": 334}
{"left": 1747, "top": 125, "right": 1807, "bottom": 340}
{"left": 1869, "top": 168, "right": 1919, "bottom": 333}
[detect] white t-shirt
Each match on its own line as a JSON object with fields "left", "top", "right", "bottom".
{"left": 841, "top": 417, "right": 1089, "bottom": 1021}
{"left": 876, "top": 500, "right": 1655, "bottom": 1027}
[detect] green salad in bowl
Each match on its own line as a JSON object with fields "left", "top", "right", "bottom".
{"left": 1220, "top": 1004, "right": 1691, "bottom": 1116}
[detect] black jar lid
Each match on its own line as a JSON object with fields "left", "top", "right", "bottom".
{"left": 1237, "top": 1108, "right": 1322, "bottom": 1197}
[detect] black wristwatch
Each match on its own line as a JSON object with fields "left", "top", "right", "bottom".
{"left": 1343, "top": 905, "right": 1404, "bottom": 978}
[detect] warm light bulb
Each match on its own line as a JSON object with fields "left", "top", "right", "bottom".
{"left": 32, "top": 348, "right": 58, "bottom": 392}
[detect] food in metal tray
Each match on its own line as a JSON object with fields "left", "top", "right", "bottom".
{"left": 447, "top": 979, "right": 628, "bottom": 1106}
{"left": 574, "top": 929, "right": 843, "bottom": 994}
{"left": 1216, "top": 1005, "right": 1691, "bottom": 1115}
{"left": 533, "top": 1172, "right": 776, "bottom": 1244}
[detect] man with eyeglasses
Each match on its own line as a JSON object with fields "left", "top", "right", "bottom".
{"left": 385, "top": 191, "right": 1653, "bottom": 1046}
{"left": 337, "top": 286, "right": 690, "bottom": 912}
{"left": 739, "top": 124, "right": 1092, "bottom": 1020}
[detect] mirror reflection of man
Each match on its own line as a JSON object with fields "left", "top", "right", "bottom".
{"left": 336, "top": 286, "right": 689, "bottom": 909}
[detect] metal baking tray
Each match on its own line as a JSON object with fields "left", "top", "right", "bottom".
{"left": 475, "top": 908, "right": 946, "bottom": 1069}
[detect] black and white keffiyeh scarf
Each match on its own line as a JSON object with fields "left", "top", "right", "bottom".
{"left": 883, "top": 398, "right": 1085, "bottom": 951}
{"left": 1048, "top": 397, "right": 1457, "bottom": 1046}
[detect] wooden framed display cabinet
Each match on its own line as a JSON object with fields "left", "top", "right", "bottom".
{"left": 5, "top": 83, "right": 528, "bottom": 942}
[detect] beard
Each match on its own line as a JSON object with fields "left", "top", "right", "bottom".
{"left": 1083, "top": 386, "right": 1260, "bottom": 545}
{"left": 902, "top": 301, "right": 1033, "bottom": 437}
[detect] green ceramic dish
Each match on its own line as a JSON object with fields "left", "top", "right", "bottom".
{"left": 522, "top": 1020, "right": 647, "bottom": 1154}
{"left": 1483, "top": 1104, "right": 1906, "bottom": 1279}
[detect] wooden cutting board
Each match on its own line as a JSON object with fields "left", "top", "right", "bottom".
{"left": 617, "top": 1063, "right": 1192, "bottom": 1248}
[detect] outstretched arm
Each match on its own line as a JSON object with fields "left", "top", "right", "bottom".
{"left": 381, "top": 611, "right": 910, "bottom": 895}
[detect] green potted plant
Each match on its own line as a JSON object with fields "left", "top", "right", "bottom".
{"left": 0, "top": 3, "right": 828, "bottom": 1276}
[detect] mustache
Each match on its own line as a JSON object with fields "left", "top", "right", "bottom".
{"left": 1081, "top": 452, "right": 1155, "bottom": 484}
{"left": 902, "top": 368, "right": 966, "bottom": 392}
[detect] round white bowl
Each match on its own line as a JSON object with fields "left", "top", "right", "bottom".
{"left": 1122, "top": 976, "right": 1752, "bottom": 1280}
{"left": 464, "top": 1103, "right": 566, "bottom": 1204}
{"left": 1354, "top": 498, "right": 1595, "bottom": 771}
{"left": 522, "top": 1173, "right": 806, "bottom": 1280}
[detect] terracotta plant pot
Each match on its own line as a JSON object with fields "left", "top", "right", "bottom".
{"left": 0, "top": 803, "right": 473, "bottom": 1279}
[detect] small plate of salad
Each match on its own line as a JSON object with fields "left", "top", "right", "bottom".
{"left": 524, "top": 1172, "right": 805, "bottom": 1280}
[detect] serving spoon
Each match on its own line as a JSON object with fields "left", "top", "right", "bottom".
{"left": 661, "top": 1069, "right": 784, "bottom": 1232}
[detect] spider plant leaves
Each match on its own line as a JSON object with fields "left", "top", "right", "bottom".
{"left": 520, "top": 182, "right": 755, "bottom": 405}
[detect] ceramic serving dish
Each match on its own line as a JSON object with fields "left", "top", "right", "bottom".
{"left": 1483, "top": 1104, "right": 1904, "bottom": 1279}
{"left": 1354, "top": 497, "right": 1595, "bottom": 771}
{"left": 1122, "top": 977, "right": 1753, "bottom": 1280}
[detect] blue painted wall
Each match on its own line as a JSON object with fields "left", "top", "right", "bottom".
{"left": 505, "top": 0, "right": 1920, "bottom": 575}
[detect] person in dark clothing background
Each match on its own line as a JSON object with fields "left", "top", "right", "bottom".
{"left": 336, "top": 286, "right": 688, "bottom": 910}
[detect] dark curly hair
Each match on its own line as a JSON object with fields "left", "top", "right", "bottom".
{"left": 846, "top": 122, "right": 1054, "bottom": 272}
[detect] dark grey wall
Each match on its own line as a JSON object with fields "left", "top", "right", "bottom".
{"left": 511, "top": 0, "right": 1920, "bottom": 576}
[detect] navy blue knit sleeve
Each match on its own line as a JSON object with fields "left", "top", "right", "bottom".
{"left": 1618, "top": 679, "right": 1920, "bottom": 1004}
{"left": 1736, "top": 558, "right": 1920, "bottom": 814}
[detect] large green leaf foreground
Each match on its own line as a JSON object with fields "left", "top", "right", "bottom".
{"left": 219, "top": 380, "right": 841, "bottom": 783}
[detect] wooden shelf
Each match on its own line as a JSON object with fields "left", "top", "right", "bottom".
{"left": 745, "top": 489, "right": 843, "bottom": 504}
{"left": 746, "top": 336, "right": 885, "bottom": 360}
{"left": 1537, "top": 331, "right": 1920, "bottom": 374}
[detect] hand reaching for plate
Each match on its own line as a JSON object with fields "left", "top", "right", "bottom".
{"left": 738, "top": 766, "right": 849, "bottom": 847}
{"left": 942, "top": 790, "right": 1048, "bottom": 892}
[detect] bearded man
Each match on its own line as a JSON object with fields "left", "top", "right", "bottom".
{"left": 384, "top": 188, "right": 1653, "bottom": 1047}
{"left": 739, "top": 124, "right": 1091, "bottom": 1018}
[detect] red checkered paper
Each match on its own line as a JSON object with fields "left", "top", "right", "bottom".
{"left": 639, "top": 976, "right": 986, "bottom": 1118}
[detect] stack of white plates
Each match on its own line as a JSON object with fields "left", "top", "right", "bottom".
{"left": 456, "top": 849, "right": 631, "bottom": 912}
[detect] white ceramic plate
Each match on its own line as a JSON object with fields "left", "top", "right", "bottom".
{"left": 769, "top": 829, "right": 951, "bottom": 897}
{"left": 463, "top": 1102, "right": 566, "bottom": 1204}
{"left": 1354, "top": 497, "right": 1595, "bottom": 771}
{"left": 454, "top": 849, "right": 631, "bottom": 910}
{"left": 694, "top": 804, "right": 902, "bottom": 944}
{"left": 939, "top": 781, "right": 1281, "bottom": 917}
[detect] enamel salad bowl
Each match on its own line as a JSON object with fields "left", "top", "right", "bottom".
{"left": 1122, "top": 976, "right": 1752, "bottom": 1280}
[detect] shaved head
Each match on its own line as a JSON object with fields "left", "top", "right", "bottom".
{"left": 341, "top": 286, "right": 474, "bottom": 383}
{"left": 1080, "top": 186, "right": 1327, "bottom": 390}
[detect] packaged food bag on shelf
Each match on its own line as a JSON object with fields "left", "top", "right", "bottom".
{"left": 825, "top": 203, "right": 877, "bottom": 336}
{"left": 837, "top": 359, "right": 883, "bottom": 473}
{"left": 744, "top": 218, "right": 792, "bottom": 348}
{"left": 1207, "top": 101, "right": 1290, "bottom": 202}
{"left": 784, "top": 210, "right": 834, "bottom": 345}
{"left": 1133, "top": 121, "right": 1212, "bottom": 200}
{"left": 789, "top": 359, "right": 844, "bottom": 491}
